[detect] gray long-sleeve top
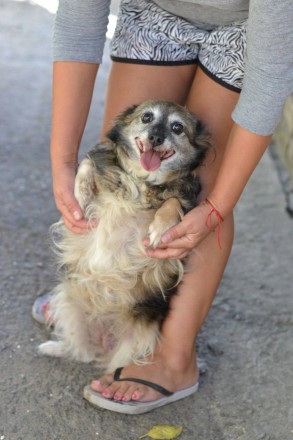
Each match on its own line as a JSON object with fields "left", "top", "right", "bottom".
{"left": 53, "top": 0, "right": 293, "bottom": 136}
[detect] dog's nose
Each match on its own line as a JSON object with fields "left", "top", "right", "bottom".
{"left": 148, "top": 134, "right": 163, "bottom": 147}
{"left": 148, "top": 124, "right": 165, "bottom": 147}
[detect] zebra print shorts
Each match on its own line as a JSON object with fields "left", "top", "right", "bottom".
{"left": 110, "top": 0, "right": 247, "bottom": 92}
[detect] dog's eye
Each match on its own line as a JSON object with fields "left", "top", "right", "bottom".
{"left": 141, "top": 112, "right": 154, "bottom": 124}
{"left": 171, "top": 122, "right": 184, "bottom": 135}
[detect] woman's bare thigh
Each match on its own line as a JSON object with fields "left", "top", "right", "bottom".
{"left": 185, "top": 67, "right": 240, "bottom": 196}
{"left": 100, "top": 62, "right": 197, "bottom": 137}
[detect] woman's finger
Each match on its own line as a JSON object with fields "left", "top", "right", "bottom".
{"left": 160, "top": 221, "right": 187, "bottom": 244}
{"left": 145, "top": 246, "right": 189, "bottom": 260}
{"left": 61, "top": 214, "right": 89, "bottom": 233}
{"left": 157, "top": 234, "right": 200, "bottom": 250}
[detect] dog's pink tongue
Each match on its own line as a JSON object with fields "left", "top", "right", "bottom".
{"left": 140, "top": 150, "right": 161, "bottom": 171}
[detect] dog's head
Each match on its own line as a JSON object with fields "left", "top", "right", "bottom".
{"left": 107, "top": 100, "right": 210, "bottom": 183}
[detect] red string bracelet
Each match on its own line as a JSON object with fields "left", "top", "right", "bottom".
{"left": 205, "top": 198, "right": 224, "bottom": 249}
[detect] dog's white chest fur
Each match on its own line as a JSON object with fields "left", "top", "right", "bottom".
{"left": 79, "top": 194, "right": 154, "bottom": 287}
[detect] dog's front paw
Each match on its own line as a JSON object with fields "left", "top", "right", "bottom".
{"left": 38, "top": 341, "right": 68, "bottom": 358}
{"left": 74, "top": 158, "right": 97, "bottom": 212}
{"left": 147, "top": 198, "right": 183, "bottom": 248}
{"left": 147, "top": 217, "right": 179, "bottom": 248}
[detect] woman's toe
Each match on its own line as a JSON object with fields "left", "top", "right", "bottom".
{"left": 90, "top": 373, "right": 114, "bottom": 392}
{"left": 112, "top": 383, "right": 129, "bottom": 400}
{"left": 121, "top": 384, "right": 142, "bottom": 402}
{"left": 131, "top": 386, "right": 144, "bottom": 400}
{"left": 101, "top": 382, "right": 122, "bottom": 399}
{"left": 132, "top": 385, "right": 163, "bottom": 402}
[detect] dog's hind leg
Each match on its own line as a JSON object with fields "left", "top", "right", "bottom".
{"left": 106, "top": 321, "right": 159, "bottom": 373}
{"left": 37, "top": 340, "right": 68, "bottom": 358}
{"left": 38, "top": 287, "right": 100, "bottom": 363}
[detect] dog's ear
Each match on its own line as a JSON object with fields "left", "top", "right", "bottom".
{"left": 107, "top": 105, "right": 138, "bottom": 143}
{"left": 195, "top": 120, "right": 205, "bottom": 136}
{"left": 191, "top": 118, "right": 213, "bottom": 167}
{"left": 119, "top": 104, "right": 139, "bottom": 119}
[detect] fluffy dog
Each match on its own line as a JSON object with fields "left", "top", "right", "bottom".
{"left": 38, "top": 100, "right": 210, "bottom": 372}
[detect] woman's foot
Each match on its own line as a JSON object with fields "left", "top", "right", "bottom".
{"left": 31, "top": 294, "right": 54, "bottom": 326}
{"left": 90, "top": 351, "right": 199, "bottom": 403}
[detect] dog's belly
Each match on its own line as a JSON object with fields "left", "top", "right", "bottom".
{"left": 61, "top": 200, "right": 157, "bottom": 305}
{"left": 90, "top": 202, "right": 152, "bottom": 273}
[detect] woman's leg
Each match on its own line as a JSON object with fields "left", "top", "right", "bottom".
{"left": 92, "top": 63, "right": 239, "bottom": 402}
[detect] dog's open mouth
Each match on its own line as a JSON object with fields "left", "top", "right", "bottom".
{"left": 135, "top": 137, "right": 175, "bottom": 171}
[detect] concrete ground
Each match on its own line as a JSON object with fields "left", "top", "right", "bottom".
{"left": 0, "top": 1, "right": 292, "bottom": 439}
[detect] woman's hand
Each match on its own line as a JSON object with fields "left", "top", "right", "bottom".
{"left": 144, "top": 201, "right": 219, "bottom": 259}
{"left": 52, "top": 162, "right": 93, "bottom": 234}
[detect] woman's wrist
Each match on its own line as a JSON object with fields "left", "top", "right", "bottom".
{"left": 199, "top": 197, "right": 223, "bottom": 223}
{"left": 199, "top": 198, "right": 225, "bottom": 249}
{"left": 51, "top": 144, "right": 79, "bottom": 170}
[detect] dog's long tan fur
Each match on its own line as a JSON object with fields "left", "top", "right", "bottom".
{"left": 38, "top": 100, "right": 210, "bottom": 372}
